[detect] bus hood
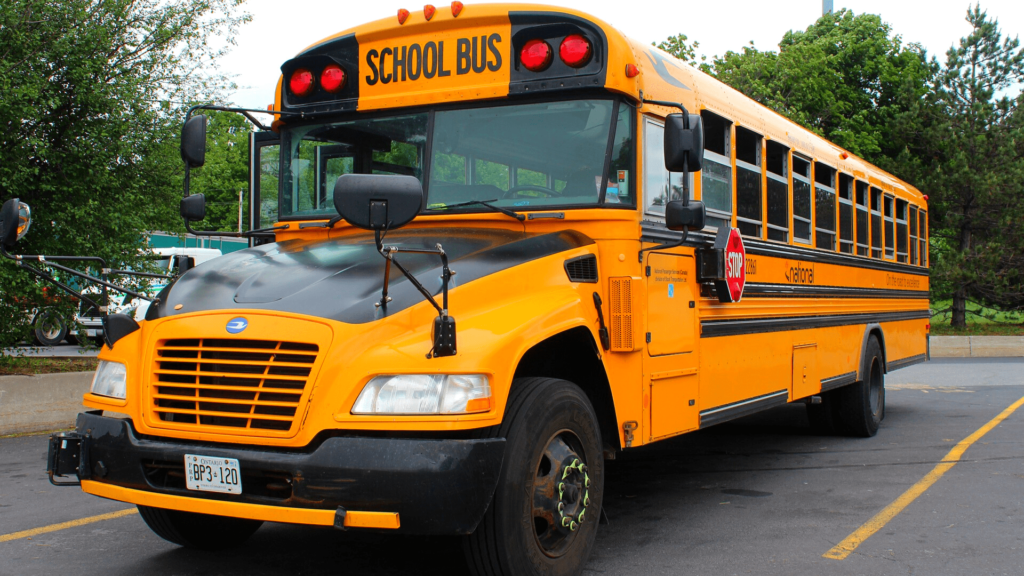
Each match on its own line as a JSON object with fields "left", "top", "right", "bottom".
{"left": 148, "top": 228, "right": 593, "bottom": 324}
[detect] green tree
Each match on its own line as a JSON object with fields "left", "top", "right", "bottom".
{"left": 187, "top": 111, "right": 253, "bottom": 233}
{"left": 0, "top": 0, "right": 249, "bottom": 347}
{"left": 653, "top": 34, "right": 709, "bottom": 72}
{"left": 910, "top": 6, "right": 1024, "bottom": 327}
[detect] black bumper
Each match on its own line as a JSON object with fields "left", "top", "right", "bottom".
{"left": 49, "top": 412, "right": 505, "bottom": 534}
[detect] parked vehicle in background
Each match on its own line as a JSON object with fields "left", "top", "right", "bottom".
{"left": 76, "top": 247, "right": 222, "bottom": 342}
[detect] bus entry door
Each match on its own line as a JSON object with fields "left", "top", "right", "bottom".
{"left": 644, "top": 252, "right": 699, "bottom": 440}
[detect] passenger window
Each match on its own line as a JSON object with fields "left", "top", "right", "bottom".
{"left": 855, "top": 181, "right": 869, "bottom": 256}
{"left": 474, "top": 159, "right": 509, "bottom": 191}
{"left": 909, "top": 205, "right": 919, "bottom": 265}
{"left": 896, "top": 199, "right": 909, "bottom": 263}
{"left": 838, "top": 174, "right": 854, "bottom": 254}
{"left": 700, "top": 111, "right": 733, "bottom": 230}
{"left": 814, "top": 163, "right": 836, "bottom": 250}
{"left": 734, "top": 127, "right": 762, "bottom": 238}
{"left": 870, "top": 187, "right": 883, "bottom": 259}
{"left": 792, "top": 156, "right": 812, "bottom": 244}
{"left": 643, "top": 119, "right": 688, "bottom": 216}
{"left": 434, "top": 153, "right": 467, "bottom": 184}
{"left": 919, "top": 210, "right": 928, "bottom": 267}
{"left": 884, "top": 194, "right": 895, "bottom": 259}
{"left": 765, "top": 141, "right": 789, "bottom": 242}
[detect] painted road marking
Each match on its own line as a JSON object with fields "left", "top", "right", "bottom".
{"left": 0, "top": 508, "right": 138, "bottom": 543}
{"left": 824, "top": 394, "right": 1024, "bottom": 560}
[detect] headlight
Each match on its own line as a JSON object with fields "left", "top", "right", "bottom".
{"left": 352, "top": 374, "right": 491, "bottom": 415}
{"left": 91, "top": 360, "right": 127, "bottom": 399}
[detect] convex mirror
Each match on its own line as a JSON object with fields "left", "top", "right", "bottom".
{"left": 0, "top": 198, "right": 31, "bottom": 249}
{"left": 179, "top": 194, "right": 207, "bottom": 222}
{"left": 334, "top": 174, "right": 423, "bottom": 231}
{"left": 664, "top": 113, "right": 704, "bottom": 172}
{"left": 665, "top": 200, "right": 706, "bottom": 232}
{"left": 180, "top": 115, "right": 208, "bottom": 168}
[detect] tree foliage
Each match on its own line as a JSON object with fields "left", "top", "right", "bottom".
{"left": 0, "top": 0, "right": 249, "bottom": 347}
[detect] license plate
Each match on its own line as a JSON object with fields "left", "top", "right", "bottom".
{"left": 184, "top": 454, "right": 242, "bottom": 494}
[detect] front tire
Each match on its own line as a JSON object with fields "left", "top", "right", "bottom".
{"left": 137, "top": 506, "right": 263, "bottom": 550}
{"left": 465, "top": 377, "right": 603, "bottom": 576}
{"left": 32, "top": 310, "right": 67, "bottom": 346}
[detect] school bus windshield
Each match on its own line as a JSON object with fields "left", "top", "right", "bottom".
{"left": 279, "top": 98, "right": 633, "bottom": 219}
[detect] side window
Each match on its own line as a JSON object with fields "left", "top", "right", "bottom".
{"left": 814, "top": 162, "right": 836, "bottom": 250}
{"left": 919, "top": 210, "right": 928, "bottom": 267}
{"left": 700, "top": 110, "right": 733, "bottom": 230}
{"left": 870, "top": 187, "right": 883, "bottom": 259}
{"left": 643, "top": 119, "right": 687, "bottom": 216}
{"left": 605, "top": 102, "right": 635, "bottom": 205}
{"left": 792, "top": 156, "right": 812, "bottom": 244}
{"left": 855, "top": 181, "right": 870, "bottom": 256}
{"left": 838, "top": 174, "right": 854, "bottom": 254}
{"left": 735, "top": 127, "right": 762, "bottom": 238}
{"left": 473, "top": 159, "right": 509, "bottom": 191}
{"left": 765, "top": 141, "right": 789, "bottom": 242}
{"left": 896, "top": 199, "right": 909, "bottom": 263}
{"left": 884, "top": 194, "right": 895, "bottom": 260}
{"left": 433, "top": 153, "right": 467, "bottom": 184}
{"left": 909, "top": 205, "right": 919, "bottom": 265}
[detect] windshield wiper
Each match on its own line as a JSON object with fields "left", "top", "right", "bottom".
{"left": 427, "top": 199, "right": 525, "bottom": 221}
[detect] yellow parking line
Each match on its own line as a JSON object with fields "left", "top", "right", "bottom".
{"left": 824, "top": 394, "right": 1024, "bottom": 560}
{"left": 0, "top": 508, "right": 138, "bottom": 543}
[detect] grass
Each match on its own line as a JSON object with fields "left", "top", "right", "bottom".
{"left": 0, "top": 427, "right": 73, "bottom": 439}
{"left": 0, "top": 356, "right": 99, "bottom": 376}
{"left": 931, "top": 300, "right": 1024, "bottom": 336}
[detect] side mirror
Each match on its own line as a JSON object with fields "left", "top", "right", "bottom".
{"left": 664, "top": 113, "right": 704, "bottom": 172}
{"left": 665, "top": 200, "right": 706, "bottom": 232}
{"left": 181, "top": 115, "right": 208, "bottom": 168}
{"left": 180, "top": 194, "right": 206, "bottom": 222}
{"left": 0, "top": 198, "right": 31, "bottom": 249}
{"left": 333, "top": 174, "right": 423, "bottom": 231}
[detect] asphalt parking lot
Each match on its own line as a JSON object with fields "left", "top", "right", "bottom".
{"left": 2, "top": 358, "right": 1022, "bottom": 576}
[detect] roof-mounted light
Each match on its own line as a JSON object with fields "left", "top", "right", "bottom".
{"left": 424, "top": 4, "right": 436, "bottom": 21}
{"left": 321, "top": 64, "right": 346, "bottom": 93}
{"left": 397, "top": 8, "right": 410, "bottom": 24}
{"left": 521, "top": 39, "right": 553, "bottom": 72}
{"left": 625, "top": 63, "right": 640, "bottom": 78}
{"left": 559, "top": 34, "right": 592, "bottom": 68}
{"left": 451, "top": 1, "right": 463, "bottom": 17}
{"left": 289, "top": 68, "right": 315, "bottom": 97}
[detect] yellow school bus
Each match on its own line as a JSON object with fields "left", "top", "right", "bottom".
{"left": 33, "top": 3, "right": 928, "bottom": 574}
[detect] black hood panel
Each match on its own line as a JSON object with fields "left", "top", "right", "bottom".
{"left": 152, "top": 228, "right": 594, "bottom": 324}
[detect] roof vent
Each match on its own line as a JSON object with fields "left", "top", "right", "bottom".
{"left": 565, "top": 254, "right": 598, "bottom": 283}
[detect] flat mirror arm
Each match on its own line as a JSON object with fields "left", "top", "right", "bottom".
{"left": 14, "top": 261, "right": 104, "bottom": 313}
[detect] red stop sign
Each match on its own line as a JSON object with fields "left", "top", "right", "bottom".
{"left": 724, "top": 227, "right": 746, "bottom": 302}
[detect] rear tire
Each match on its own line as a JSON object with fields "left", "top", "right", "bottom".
{"left": 464, "top": 377, "right": 603, "bottom": 576}
{"left": 838, "top": 336, "right": 885, "bottom": 437}
{"left": 137, "top": 506, "right": 262, "bottom": 550}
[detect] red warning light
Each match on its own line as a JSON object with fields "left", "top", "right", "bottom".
{"left": 321, "top": 65, "right": 346, "bottom": 93}
{"left": 289, "top": 68, "right": 315, "bottom": 97}
{"left": 559, "top": 34, "right": 592, "bottom": 68}
{"left": 424, "top": 4, "right": 436, "bottom": 21}
{"left": 521, "top": 39, "right": 553, "bottom": 72}
{"left": 451, "top": 1, "right": 463, "bottom": 17}
{"left": 625, "top": 63, "right": 640, "bottom": 78}
{"left": 397, "top": 8, "right": 410, "bottom": 24}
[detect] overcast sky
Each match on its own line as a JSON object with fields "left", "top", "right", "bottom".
{"left": 220, "top": 0, "right": 1023, "bottom": 110}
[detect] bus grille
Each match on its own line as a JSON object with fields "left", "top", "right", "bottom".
{"left": 151, "top": 338, "right": 319, "bottom": 435}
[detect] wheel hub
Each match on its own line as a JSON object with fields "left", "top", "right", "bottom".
{"left": 532, "top": 431, "right": 591, "bottom": 557}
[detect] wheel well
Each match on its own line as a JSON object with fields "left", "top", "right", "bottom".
{"left": 514, "top": 327, "right": 620, "bottom": 452}
{"left": 861, "top": 325, "right": 887, "bottom": 379}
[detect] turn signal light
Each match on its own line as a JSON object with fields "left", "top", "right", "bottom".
{"left": 521, "top": 39, "right": 553, "bottom": 72}
{"left": 289, "top": 68, "right": 315, "bottom": 97}
{"left": 424, "top": 4, "right": 436, "bottom": 20}
{"left": 321, "top": 64, "right": 346, "bottom": 93}
{"left": 559, "top": 34, "right": 592, "bottom": 68}
{"left": 451, "top": 1, "right": 463, "bottom": 17}
{"left": 397, "top": 8, "right": 410, "bottom": 24}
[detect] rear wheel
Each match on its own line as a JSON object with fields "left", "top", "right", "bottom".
{"left": 464, "top": 377, "right": 603, "bottom": 576}
{"left": 838, "top": 336, "right": 885, "bottom": 437}
{"left": 137, "top": 506, "right": 262, "bottom": 550}
{"left": 32, "top": 310, "right": 67, "bottom": 346}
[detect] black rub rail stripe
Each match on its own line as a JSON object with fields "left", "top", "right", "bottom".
{"left": 699, "top": 390, "right": 789, "bottom": 428}
{"left": 741, "top": 283, "right": 929, "bottom": 300}
{"left": 887, "top": 353, "right": 928, "bottom": 372}
{"left": 640, "top": 223, "right": 930, "bottom": 277}
{"left": 820, "top": 371, "right": 857, "bottom": 392}
{"left": 700, "top": 310, "right": 931, "bottom": 338}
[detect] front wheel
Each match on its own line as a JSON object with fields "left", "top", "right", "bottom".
{"left": 137, "top": 506, "right": 263, "bottom": 550}
{"left": 465, "top": 377, "right": 603, "bottom": 576}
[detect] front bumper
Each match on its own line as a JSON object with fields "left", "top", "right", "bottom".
{"left": 49, "top": 412, "right": 505, "bottom": 534}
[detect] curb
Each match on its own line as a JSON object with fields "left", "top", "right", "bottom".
{"left": 930, "top": 336, "right": 1024, "bottom": 358}
{"left": 0, "top": 372, "right": 93, "bottom": 436}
